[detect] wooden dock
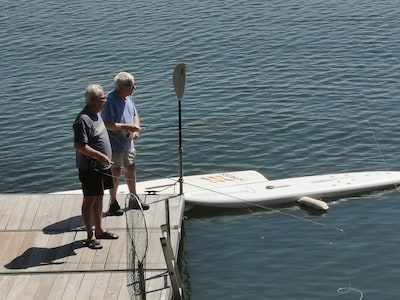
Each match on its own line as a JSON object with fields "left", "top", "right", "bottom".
{"left": 0, "top": 193, "right": 185, "bottom": 300}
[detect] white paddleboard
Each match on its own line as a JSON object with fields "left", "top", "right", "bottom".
{"left": 182, "top": 170, "right": 400, "bottom": 208}
{"left": 53, "top": 170, "right": 400, "bottom": 209}
{"left": 54, "top": 170, "right": 267, "bottom": 195}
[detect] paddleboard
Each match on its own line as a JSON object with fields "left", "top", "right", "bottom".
{"left": 53, "top": 170, "right": 400, "bottom": 209}
{"left": 53, "top": 170, "right": 267, "bottom": 195}
{"left": 182, "top": 170, "right": 400, "bottom": 208}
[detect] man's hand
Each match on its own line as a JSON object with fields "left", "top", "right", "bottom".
{"left": 98, "top": 153, "right": 112, "bottom": 166}
{"left": 126, "top": 124, "right": 141, "bottom": 132}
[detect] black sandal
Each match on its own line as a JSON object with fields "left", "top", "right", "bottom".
{"left": 96, "top": 231, "right": 119, "bottom": 240}
{"left": 84, "top": 239, "right": 103, "bottom": 250}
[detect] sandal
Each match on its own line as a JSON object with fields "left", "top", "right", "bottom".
{"left": 96, "top": 231, "right": 119, "bottom": 240}
{"left": 84, "top": 239, "right": 103, "bottom": 250}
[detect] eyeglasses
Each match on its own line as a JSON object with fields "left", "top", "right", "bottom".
{"left": 97, "top": 96, "right": 107, "bottom": 102}
{"left": 125, "top": 82, "right": 136, "bottom": 90}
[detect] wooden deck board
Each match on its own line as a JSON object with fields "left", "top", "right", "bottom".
{"left": 32, "top": 274, "right": 58, "bottom": 300}
{"left": 0, "top": 194, "right": 16, "bottom": 230}
{"left": 47, "top": 274, "right": 71, "bottom": 299}
{"left": 0, "top": 193, "right": 185, "bottom": 300}
{"left": 89, "top": 273, "right": 112, "bottom": 300}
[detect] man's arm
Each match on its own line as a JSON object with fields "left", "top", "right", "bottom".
{"left": 74, "top": 141, "right": 111, "bottom": 166}
{"left": 132, "top": 114, "right": 141, "bottom": 139}
{"left": 104, "top": 122, "right": 140, "bottom": 132}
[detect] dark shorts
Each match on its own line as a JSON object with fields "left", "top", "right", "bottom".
{"left": 78, "top": 169, "right": 114, "bottom": 196}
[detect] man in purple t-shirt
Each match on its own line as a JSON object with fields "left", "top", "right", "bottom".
{"left": 102, "top": 72, "right": 150, "bottom": 215}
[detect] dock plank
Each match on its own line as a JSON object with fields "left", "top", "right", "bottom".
{"left": 0, "top": 193, "right": 185, "bottom": 300}
{"left": 47, "top": 274, "right": 71, "bottom": 300}
{"left": 5, "top": 194, "right": 29, "bottom": 230}
{"left": 88, "top": 272, "right": 112, "bottom": 300}
{"left": 32, "top": 274, "right": 58, "bottom": 300}
{"left": 0, "top": 194, "right": 17, "bottom": 230}
{"left": 6, "top": 274, "right": 31, "bottom": 300}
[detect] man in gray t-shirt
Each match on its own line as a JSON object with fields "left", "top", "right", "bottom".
{"left": 74, "top": 106, "right": 112, "bottom": 171}
{"left": 72, "top": 84, "right": 119, "bottom": 250}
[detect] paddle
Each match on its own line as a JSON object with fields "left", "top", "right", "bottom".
{"left": 173, "top": 64, "right": 186, "bottom": 195}
{"left": 173, "top": 63, "right": 186, "bottom": 100}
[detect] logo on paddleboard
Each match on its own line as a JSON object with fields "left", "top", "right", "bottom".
{"left": 201, "top": 173, "right": 243, "bottom": 183}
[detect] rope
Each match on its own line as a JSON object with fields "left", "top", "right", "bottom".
{"left": 367, "top": 120, "right": 389, "bottom": 169}
{"left": 337, "top": 287, "right": 364, "bottom": 299}
{"left": 139, "top": 116, "right": 371, "bottom": 132}
{"left": 92, "top": 117, "right": 398, "bottom": 225}
{"left": 89, "top": 117, "right": 398, "bottom": 298}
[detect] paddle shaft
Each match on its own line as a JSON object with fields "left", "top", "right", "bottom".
{"left": 178, "top": 99, "right": 183, "bottom": 194}
{"left": 173, "top": 64, "right": 186, "bottom": 195}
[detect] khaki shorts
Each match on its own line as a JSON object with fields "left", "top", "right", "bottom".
{"left": 112, "top": 149, "right": 136, "bottom": 167}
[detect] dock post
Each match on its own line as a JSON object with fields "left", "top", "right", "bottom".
{"left": 165, "top": 197, "right": 171, "bottom": 239}
{"left": 160, "top": 224, "right": 185, "bottom": 300}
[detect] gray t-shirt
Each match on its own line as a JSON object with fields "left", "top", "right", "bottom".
{"left": 73, "top": 106, "right": 112, "bottom": 170}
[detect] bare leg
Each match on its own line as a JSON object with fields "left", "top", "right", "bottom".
{"left": 125, "top": 163, "right": 149, "bottom": 210}
{"left": 93, "top": 195, "right": 106, "bottom": 236}
{"left": 82, "top": 196, "right": 95, "bottom": 240}
{"left": 125, "top": 164, "right": 136, "bottom": 194}
{"left": 109, "top": 165, "right": 121, "bottom": 201}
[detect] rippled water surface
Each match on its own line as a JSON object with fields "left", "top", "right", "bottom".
{"left": 1, "top": 1, "right": 400, "bottom": 299}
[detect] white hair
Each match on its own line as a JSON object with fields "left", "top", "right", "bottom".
{"left": 114, "top": 72, "right": 135, "bottom": 90}
{"left": 85, "top": 84, "right": 104, "bottom": 105}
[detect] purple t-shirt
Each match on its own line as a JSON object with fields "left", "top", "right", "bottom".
{"left": 73, "top": 106, "right": 112, "bottom": 170}
{"left": 101, "top": 90, "right": 137, "bottom": 153}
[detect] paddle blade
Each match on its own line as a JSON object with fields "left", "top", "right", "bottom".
{"left": 173, "top": 63, "right": 186, "bottom": 100}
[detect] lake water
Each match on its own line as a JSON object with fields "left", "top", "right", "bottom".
{"left": 1, "top": 0, "right": 400, "bottom": 299}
